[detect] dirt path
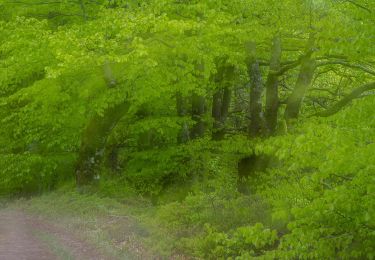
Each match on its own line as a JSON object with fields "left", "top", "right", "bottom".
{"left": 0, "top": 209, "right": 113, "bottom": 260}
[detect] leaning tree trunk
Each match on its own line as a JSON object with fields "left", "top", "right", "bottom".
{"left": 284, "top": 34, "right": 316, "bottom": 122}
{"left": 75, "top": 102, "right": 130, "bottom": 186}
{"left": 265, "top": 35, "right": 282, "bottom": 134}
{"left": 284, "top": 55, "right": 316, "bottom": 121}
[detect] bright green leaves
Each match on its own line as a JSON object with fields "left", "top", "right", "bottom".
{"left": 0, "top": 18, "right": 52, "bottom": 97}
{"left": 281, "top": 167, "right": 375, "bottom": 259}
{"left": 0, "top": 154, "right": 58, "bottom": 196}
{"left": 254, "top": 95, "right": 375, "bottom": 258}
{"left": 0, "top": 1, "right": 374, "bottom": 258}
{"left": 192, "top": 223, "right": 278, "bottom": 259}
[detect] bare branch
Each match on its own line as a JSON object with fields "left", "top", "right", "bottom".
{"left": 317, "top": 60, "right": 375, "bottom": 76}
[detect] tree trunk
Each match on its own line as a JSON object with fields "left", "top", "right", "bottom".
{"left": 191, "top": 93, "right": 206, "bottom": 139}
{"left": 104, "top": 144, "right": 119, "bottom": 173}
{"left": 212, "top": 89, "right": 223, "bottom": 139}
{"left": 284, "top": 55, "right": 316, "bottom": 121}
{"left": 176, "top": 92, "right": 190, "bottom": 143}
{"left": 221, "top": 87, "right": 231, "bottom": 123}
{"left": 284, "top": 34, "right": 316, "bottom": 121}
{"left": 247, "top": 60, "right": 265, "bottom": 137}
{"left": 191, "top": 62, "right": 206, "bottom": 139}
{"left": 212, "top": 66, "right": 233, "bottom": 140}
{"left": 265, "top": 35, "right": 282, "bottom": 134}
{"left": 75, "top": 102, "right": 129, "bottom": 186}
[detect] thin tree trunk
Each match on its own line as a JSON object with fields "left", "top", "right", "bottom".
{"left": 212, "top": 89, "right": 223, "bottom": 139}
{"left": 75, "top": 102, "right": 130, "bottom": 186}
{"left": 265, "top": 35, "right": 282, "bottom": 134}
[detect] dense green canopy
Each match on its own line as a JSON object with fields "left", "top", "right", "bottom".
{"left": 0, "top": 0, "right": 374, "bottom": 258}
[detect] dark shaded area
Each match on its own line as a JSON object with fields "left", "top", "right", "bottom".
{"left": 237, "top": 154, "right": 271, "bottom": 194}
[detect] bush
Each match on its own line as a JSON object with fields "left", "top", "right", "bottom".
{"left": 188, "top": 223, "right": 278, "bottom": 259}
{"left": 0, "top": 154, "right": 74, "bottom": 197}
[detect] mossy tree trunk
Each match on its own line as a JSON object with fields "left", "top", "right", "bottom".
{"left": 284, "top": 34, "right": 316, "bottom": 122}
{"left": 75, "top": 102, "right": 130, "bottom": 186}
{"left": 284, "top": 55, "right": 316, "bottom": 121}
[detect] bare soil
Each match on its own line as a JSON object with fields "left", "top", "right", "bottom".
{"left": 0, "top": 209, "right": 112, "bottom": 260}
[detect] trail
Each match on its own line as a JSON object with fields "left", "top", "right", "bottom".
{"left": 0, "top": 209, "right": 111, "bottom": 260}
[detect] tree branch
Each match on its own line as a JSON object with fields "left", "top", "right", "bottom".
{"left": 269, "top": 59, "right": 302, "bottom": 76}
{"left": 345, "top": 0, "right": 372, "bottom": 13}
{"left": 317, "top": 60, "right": 375, "bottom": 76}
{"left": 311, "top": 81, "right": 375, "bottom": 117}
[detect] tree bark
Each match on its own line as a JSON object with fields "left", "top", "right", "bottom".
{"left": 212, "top": 89, "right": 223, "bottom": 137}
{"left": 284, "top": 55, "right": 316, "bottom": 121}
{"left": 191, "top": 62, "right": 206, "bottom": 139}
{"left": 247, "top": 60, "right": 265, "bottom": 137}
{"left": 265, "top": 35, "right": 282, "bottom": 134}
{"left": 176, "top": 92, "right": 190, "bottom": 143}
{"left": 75, "top": 102, "right": 130, "bottom": 186}
{"left": 221, "top": 87, "right": 231, "bottom": 123}
{"left": 212, "top": 66, "right": 234, "bottom": 140}
{"left": 284, "top": 35, "right": 316, "bottom": 121}
{"left": 191, "top": 93, "right": 206, "bottom": 139}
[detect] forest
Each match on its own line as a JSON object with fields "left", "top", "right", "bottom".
{"left": 0, "top": 0, "right": 374, "bottom": 259}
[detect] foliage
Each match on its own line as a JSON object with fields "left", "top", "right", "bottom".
{"left": 0, "top": 0, "right": 374, "bottom": 258}
{"left": 191, "top": 223, "right": 278, "bottom": 259}
{"left": 0, "top": 154, "right": 57, "bottom": 196}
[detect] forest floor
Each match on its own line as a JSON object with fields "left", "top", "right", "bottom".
{"left": 0, "top": 192, "right": 165, "bottom": 260}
